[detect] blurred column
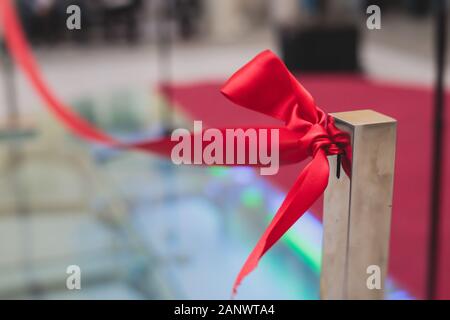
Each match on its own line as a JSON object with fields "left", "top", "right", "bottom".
{"left": 271, "top": 0, "right": 301, "bottom": 28}
{"left": 204, "top": 0, "right": 248, "bottom": 40}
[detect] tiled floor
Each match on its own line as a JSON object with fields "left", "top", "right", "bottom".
{"left": 0, "top": 92, "right": 322, "bottom": 299}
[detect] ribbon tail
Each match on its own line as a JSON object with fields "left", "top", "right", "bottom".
{"left": 232, "top": 150, "right": 330, "bottom": 296}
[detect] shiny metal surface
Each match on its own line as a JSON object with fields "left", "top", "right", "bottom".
{"left": 321, "top": 110, "right": 397, "bottom": 300}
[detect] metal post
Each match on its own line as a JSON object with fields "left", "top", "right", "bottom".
{"left": 320, "top": 109, "right": 397, "bottom": 300}
{"left": 156, "top": 0, "right": 174, "bottom": 134}
{"left": 427, "top": 0, "right": 447, "bottom": 300}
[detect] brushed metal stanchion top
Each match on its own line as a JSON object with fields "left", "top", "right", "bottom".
{"left": 321, "top": 109, "right": 397, "bottom": 300}
{"left": 331, "top": 109, "right": 396, "bottom": 127}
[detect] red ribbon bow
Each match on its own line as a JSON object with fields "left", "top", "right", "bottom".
{"left": 0, "top": 0, "right": 351, "bottom": 295}
{"left": 221, "top": 50, "right": 351, "bottom": 293}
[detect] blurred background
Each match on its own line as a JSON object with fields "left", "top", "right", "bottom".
{"left": 0, "top": 0, "right": 449, "bottom": 299}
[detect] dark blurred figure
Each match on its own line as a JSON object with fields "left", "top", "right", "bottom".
{"left": 365, "top": 0, "right": 431, "bottom": 17}
{"left": 57, "top": 0, "right": 93, "bottom": 44}
{"left": 277, "top": 0, "right": 361, "bottom": 73}
{"left": 174, "top": 0, "right": 203, "bottom": 40}
{"left": 100, "top": 0, "right": 143, "bottom": 43}
{"left": 404, "top": 0, "right": 431, "bottom": 17}
{"left": 17, "top": 0, "right": 92, "bottom": 45}
{"left": 17, "top": 0, "right": 59, "bottom": 44}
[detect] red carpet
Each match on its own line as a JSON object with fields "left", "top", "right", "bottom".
{"left": 162, "top": 74, "right": 450, "bottom": 299}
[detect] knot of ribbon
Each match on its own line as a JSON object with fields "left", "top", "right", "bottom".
{"left": 0, "top": 0, "right": 351, "bottom": 296}
{"left": 301, "top": 122, "right": 339, "bottom": 157}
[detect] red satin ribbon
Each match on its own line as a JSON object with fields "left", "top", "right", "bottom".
{"left": 0, "top": 0, "right": 351, "bottom": 295}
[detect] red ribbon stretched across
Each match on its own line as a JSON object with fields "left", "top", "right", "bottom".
{"left": 0, "top": 0, "right": 351, "bottom": 295}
